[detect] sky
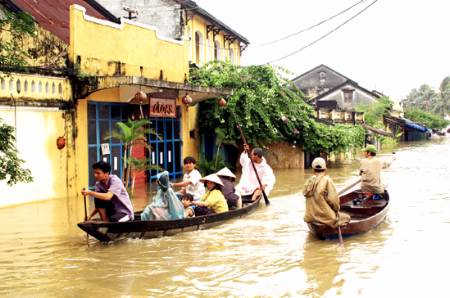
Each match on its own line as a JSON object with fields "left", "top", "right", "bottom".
{"left": 194, "top": 0, "right": 450, "bottom": 101}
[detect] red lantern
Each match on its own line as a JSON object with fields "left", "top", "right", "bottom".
{"left": 218, "top": 98, "right": 227, "bottom": 107}
{"left": 182, "top": 94, "right": 192, "bottom": 105}
{"left": 57, "top": 136, "right": 66, "bottom": 150}
{"left": 134, "top": 91, "right": 147, "bottom": 103}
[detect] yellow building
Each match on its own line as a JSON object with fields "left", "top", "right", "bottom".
{"left": 94, "top": 0, "right": 250, "bottom": 67}
{"left": 1, "top": 1, "right": 244, "bottom": 207}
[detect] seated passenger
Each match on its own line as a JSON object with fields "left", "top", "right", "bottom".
{"left": 303, "top": 157, "right": 350, "bottom": 228}
{"left": 82, "top": 161, "right": 134, "bottom": 222}
{"left": 172, "top": 156, "right": 205, "bottom": 200}
{"left": 181, "top": 194, "right": 195, "bottom": 218}
{"left": 141, "top": 171, "right": 184, "bottom": 221}
{"left": 216, "top": 167, "right": 242, "bottom": 209}
{"left": 360, "top": 145, "right": 386, "bottom": 197}
{"left": 192, "top": 174, "right": 229, "bottom": 215}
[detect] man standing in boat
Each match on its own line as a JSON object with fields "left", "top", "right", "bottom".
{"left": 360, "top": 145, "right": 385, "bottom": 198}
{"left": 81, "top": 161, "right": 134, "bottom": 222}
{"left": 303, "top": 157, "right": 350, "bottom": 227}
{"left": 236, "top": 144, "right": 276, "bottom": 201}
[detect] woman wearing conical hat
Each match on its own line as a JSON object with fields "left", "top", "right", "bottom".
{"left": 192, "top": 174, "right": 229, "bottom": 215}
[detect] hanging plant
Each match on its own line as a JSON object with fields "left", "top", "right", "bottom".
{"left": 190, "top": 61, "right": 365, "bottom": 154}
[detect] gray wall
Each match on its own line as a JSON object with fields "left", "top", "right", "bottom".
{"left": 318, "top": 83, "right": 378, "bottom": 111}
{"left": 293, "top": 65, "right": 348, "bottom": 96}
{"left": 96, "top": 0, "right": 182, "bottom": 39}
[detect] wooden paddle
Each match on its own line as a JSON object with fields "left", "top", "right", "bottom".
{"left": 335, "top": 178, "right": 361, "bottom": 246}
{"left": 337, "top": 178, "right": 361, "bottom": 196}
{"left": 82, "top": 188, "right": 88, "bottom": 221}
{"left": 237, "top": 124, "right": 270, "bottom": 205}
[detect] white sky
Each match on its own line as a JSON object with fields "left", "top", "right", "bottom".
{"left": 195, "top": 0, "right": 450, "bottom": 101}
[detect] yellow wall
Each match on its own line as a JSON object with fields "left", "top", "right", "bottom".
{"left": 0, "top": 107, "right": 72, "bottom": 207}
{"left": 189, "top": 15, "right": 241, "bottom": 66}
{"left": 69, "top": 5, "right": 189, "bottom": 82}
{"left": 180, "top": 100, "right": 200, "bottom": 160}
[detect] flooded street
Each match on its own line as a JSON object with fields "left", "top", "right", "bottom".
{"left": 1, "top": 138, "right": 450, "bottom": 297}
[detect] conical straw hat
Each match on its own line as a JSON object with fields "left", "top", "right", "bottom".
{"left": 216, "top": 167, "right": 236, "bottom": 178}
{"left": 200, "top": 174, "right": 224, "bottom": 186}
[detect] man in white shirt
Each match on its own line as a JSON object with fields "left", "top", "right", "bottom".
{"left": 237, "top": 144, "right": 276, "bottom": 201}
{"left": 172, "top": 156, "right": 205, "bottom": 200}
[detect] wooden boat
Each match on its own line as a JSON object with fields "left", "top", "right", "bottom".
{"left": 307, "top": 190, "right": 389, "bottom": 239}
{"left": 78, "top": 196, "right": 262, "bottom": 242}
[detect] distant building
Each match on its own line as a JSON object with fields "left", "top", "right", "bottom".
{"left": 292, "top": 64, "right": 382, "bottom": 124}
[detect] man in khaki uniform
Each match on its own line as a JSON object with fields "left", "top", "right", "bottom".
{"left": 360, "top": 145, "right": 384, "bottom": 194}
{"left": 303, "top": 157, "right": 350, "bottom": 228}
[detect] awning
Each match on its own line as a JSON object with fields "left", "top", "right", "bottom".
{"left": 404, "top": 119, "right": 429, "bottom": 133}
{"left": 362, "top": 123, "right": 394, "bottom": 137}
{"left": 384, "top": 115, "right": 430, "bottom": 133}
{"left": 78, "top": 76, "right": 232, "bottom": 103}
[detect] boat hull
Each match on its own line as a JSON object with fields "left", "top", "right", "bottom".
{"left": 78, "top": 197, "right": 262, "bottom": 242}
{"left": 307, "top": 190, "right": 389, "bottom": 240}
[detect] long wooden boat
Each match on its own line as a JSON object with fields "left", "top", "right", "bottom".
{"left": 307, "top": 190, "right": 389, "bottom": 239}
{"left": 78, "top": 196, "right": 262, "bottom": 242}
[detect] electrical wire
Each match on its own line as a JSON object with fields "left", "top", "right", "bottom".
{"left": 263, "top": 0, "right": 379, "bottom": 65}
{"left": 256, "top": 0, "right": 367, "bottom": 47}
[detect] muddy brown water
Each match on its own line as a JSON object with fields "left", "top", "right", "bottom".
{"left": 1, "top": 138, "right": 449, "bottom": 297}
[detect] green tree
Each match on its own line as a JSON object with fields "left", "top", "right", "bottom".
{"left": 357, "top": 96, "right": 393, "bottom": 128}
{"left": 432, "top": 76, "right": 450, "bottom": 116}
{"left": 403, "top": 84, "right": 437, "bottom": 112}
{"left": 109, "top": 119, "right": 160, "bottom": 193}
{"left": 402, "top": 76, "right": 450, "bottom": 116}
{"left": 0, "top": 120, "right": 32, "bottom": 185}
{"left": 190, "top": 62, "right": 365, "bottom": 156}
{"left": 404, "top": 108, "right": 450, "bottom": 130}
{"left": 0, "top": 10, "right": 36, "bottom": 67}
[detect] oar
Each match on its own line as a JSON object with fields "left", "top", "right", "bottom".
{"left": 336, "top": 178, "right": 361, "bottom": 246}
{"left": 337, "top": 178, "right": 361, "bottom": 196}
{"left": 236, "top": 124, "right": 270, "bottom": 205}
{"left": 82, "top": 188, "right": 88, "bottom": 221}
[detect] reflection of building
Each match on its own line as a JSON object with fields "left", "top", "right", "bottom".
{"left": 1, "top": 1, "right": 240, "bottom": 206}
{"left": 293, "top": 64, "right": 382, "bottom": 124}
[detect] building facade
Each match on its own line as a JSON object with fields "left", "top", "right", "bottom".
{"left": 1, "top": 1, "right": 239, "bottom": 207}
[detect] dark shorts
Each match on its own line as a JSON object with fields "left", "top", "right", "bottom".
{"left": 94, "top": 198, "right": 127, "bottom": 222}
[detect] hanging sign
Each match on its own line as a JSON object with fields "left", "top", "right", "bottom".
{"left": 101, "top": 143, "right": 110, "bottom": 155}
{"left": 149, "top": 98, "right": 176, "bottom": 118}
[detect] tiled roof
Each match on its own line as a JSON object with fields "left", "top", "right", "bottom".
{"left": 177, "top": 0, "right": 249, "bottom": 44}
{"left": 6, "top": 0, "right": 118, "bottom": 43}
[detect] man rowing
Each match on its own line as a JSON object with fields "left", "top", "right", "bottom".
{"left": 236, "top": 144, "right": 275, "bottom": 201}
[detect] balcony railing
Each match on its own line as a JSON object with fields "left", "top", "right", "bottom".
{"left": 0, "top": 72, "right": 72, "bottom": 101}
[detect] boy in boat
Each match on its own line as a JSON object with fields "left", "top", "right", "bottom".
{"left": 303, "top": 157, "right": 350, "bottom": 228}
{"left": 181, "top": 193, "right": 195, "bottom": 218}
{"left": 81, "top": 161, "right": 134, "bottom": 222}
{"left": 172, "top": 156, "right": 205, "bottom": 201}
{"left": 236, "top": 144, "right": 276, "bottom": 201}
{"left": 360, "top": 145, "right": 388, "bottom": 199}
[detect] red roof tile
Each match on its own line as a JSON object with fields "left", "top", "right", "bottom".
{"left": 10, "top": 0, "right": 116, "bottom": 43}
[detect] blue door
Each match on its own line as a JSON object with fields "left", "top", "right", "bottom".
{"left": 87, "top": 102, "right": 182, "bottom": 187}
